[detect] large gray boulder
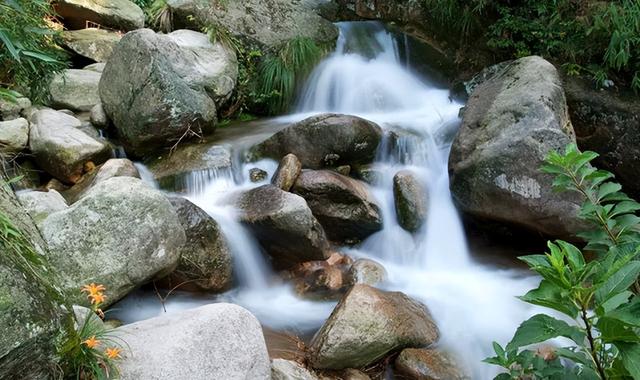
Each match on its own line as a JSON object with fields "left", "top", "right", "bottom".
{"left": 61, "top": 158, "right": 141, "bottom": 203}
{"left": 62, "top": 28, "right": 122, "bottom": 63}
{"left": 28, "top": 108, "right": 111, "bottom": 184}
{"left": 449, "top": 56, "right": 583, "bottom": 238}
{"left": 99, "top": 29, "right": 237, "bottom": 157}
{"left": 168, "top": 197, "right": 233, "bottom": 292}
{"left": 49, "top": 69, "right": 101, "bottom": 112}
{"left": 38, "top": 177, "right": 185, "bottom": 306}
{"left": 167, "top": 0, "right": 338, "bottom": 49}
{"left": 309, "top": 284, "right": 440, "bottom": 369}
{"left": 271, "top": 359, "right": 320, "bottom": 380}
{"left": 292, "top": 170, "right": 382, "bottom": 243}
{"left": 17, "top": 189, "right": 69, "bottom": 227}
{"left": 393, "top": 170, "right": 428, "bottom": 233}
{"left": 0, "top": 117, "right": 29, "bottom": 153}
{"left": 115, "top": 303, "right": 270, "bottom": 380}
{"left": 251, "top": 114, "right": 383, "bottom": 169}
{"left": 231, "top": 184, "right": 330, "bottom": 269}
{"left": 54, "top": 0, "right": 144, "bottom": 31}
{"left": 0, "top": 95, "right": 30, "bottom": 121}
{"left": 0, "top": 179, "right": 65, "bottom": 379}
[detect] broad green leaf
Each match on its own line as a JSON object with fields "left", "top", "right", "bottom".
{"left": 0, "top": 29, "right": 20, "bottom": 61}
{"left": 519, "top": 280, "right": 580, "bottom": 317}
{"left": 595, "top": 261, "right": 640, "bottom": 304}
{"left": 21, "top": 50, "right": 60, "bottom": 63}
{"left": 606, "top": 297, "right": 640, "bottom": 327}
{"left": 557, "top": 240, "right": 584, "bottom": 271}
{"left": 554, "top": 347, "right": 591, "bottom": 366}
{"left": 618, "top": 343, "right": 640, "bottom": 380}
{"left": 519, "top": 254, "right": 551, "bottom": 268}
{"left": 597, "top": 317, "right": 640, "bottom": 343}
{"left": 611, "top": 201, "right": 640, "bottom": 217}
{"left": 598, "top": 290, "right": 633, "bottom": 316}
{"left": 598, "top": 182, "right": 623, "bottom": 201}
{"left": 506, "top": 314, "right": 585, "bottom": 351}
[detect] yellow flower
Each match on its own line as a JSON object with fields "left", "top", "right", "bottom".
{"left": 83, "top": 336, "right": 100, "bottom": 349}
{"left": 105, "top": 347, "right": 122, "bottom": 360}
{"left": 89, "top": 292, "right": 106, "bottom": 305}
{"left": 81, "top": 283, "right": 106, "bottom": 297}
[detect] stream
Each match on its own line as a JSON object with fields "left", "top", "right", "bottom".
{"left": 112, "top": 22, "right": 542, "bottom": 378}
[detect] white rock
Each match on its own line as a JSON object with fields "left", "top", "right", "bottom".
{"left": 0, "top": 117, "right": 29, "bottom": 151}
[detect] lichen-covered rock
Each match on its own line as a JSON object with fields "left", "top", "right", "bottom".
{"left": 271, "top": 359, "right": 320, "bottom": 380}
{"left": 251, "top": 114, "right": 383, "bottom": 169}
{"left": 54, "top": 0, "right": 144, "bottom": 31}
{"left": 292, "top": 170, "right": 382, "bottom": 243}
{"left": 0, "top": 117, "right": 29, "bottom": 153}
{"left": 309, "top": 284, "right": 440, "bottom": 369}
{"left": 0, "top": 95, "right": 30, "bottom": 121}
{"left": 89, "top": 103, "right": 109, "bottom": 128}
{"left": 290, "top": 258, "right": 352, "bottom": 301}
{"left": 250, "top": 168, "right": 268, "bottom": 182}
{"left": 167, "top": 0, "right": 338, "bottom": 49}
{"left": 28, "top": 108, "right": 111, "bottom": 184}
{"left": 449, "top": 56, "right": 583, "bottom": 238}
{"left": 0, "top": 178, "right": 64, "bottom": 380}
{"left": 62, "top": 28, "right": 122, "bottom": 62}
{"left": 49, "top": 69, "right": 102, "bottom": 112}
{"left": 167, "top": 196, "right": 233, "bottom": 292}
{"left": 272, "top": 153, "right": 302, "bottom": 191}
{"left": 100, "top": 29, "right": 237, "bottom": 157}
{"left": 38, "top": 177, "right": 185, "bottom": 306}
{"left": 230, "top": 184, "right": 330, "bottom": 269}
{"left": 62, "top": 158, "right": 141, "bottom": 203}
{"left": 116, "top": 303, "right": 270, "bottom": 380}
{"left": 393, "top": 170, "right": 427, "bottom": 233}
{"left": 17, "top": 189, "right": 68, "bottom": 227}
{"left": 394, "top": 348, "right": 468, "bottom": 380}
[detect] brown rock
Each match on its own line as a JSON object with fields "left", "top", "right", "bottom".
{"left": 272, "top": 153, "right": 302, "bottom": 191}
{"left": 394, "top": 348, "right": 467, "bottom": 380}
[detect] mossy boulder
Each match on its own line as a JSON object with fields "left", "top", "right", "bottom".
{"left": 54, "top": 0, "right": 144, "bottom": 31}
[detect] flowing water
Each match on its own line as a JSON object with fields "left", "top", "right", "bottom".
{"left": 113, "top": 22, "right": 543, "bottom": 378}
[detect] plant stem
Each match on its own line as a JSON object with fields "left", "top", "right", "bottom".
{"left": 568, "top": 171, "right": 619, "bottom": 245}
{"left": 581, "top": 307, "right": 607, "bottom": 380}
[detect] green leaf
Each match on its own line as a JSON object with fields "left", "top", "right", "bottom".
{"left": 555, "top": 347, "right": 591, "bottom": 366}
{"left": 606, "top": 298, "right": 640, "bottom": 327}
{"left": 557, "top": 240, "right": 584, "bottom": 271}
{"left": 21, "top": 50, "right": 60, "bottom": 63}
{"left": 598, "top": 290, "right": 633, "bottom": 316}
{"left": 0, "top": 29, "right": 20, "bottom": 61}
{"left": 610, "top": 201, "right": 640, "bottom": 217}
{"left": 519, "top": 254, "right": 552, "bottom": 268}
{"left": 595, "top": 261, "right": 640, "bottom": 304}
{"left": 519, "top": 280, "right": 580, "bottom": 317}
{"left": 597, "top": 317, "right": 640, "bottom": 343}
{"left": 506, "top": 314, "right": 585, "bottom": 352}
{"left": 618, "top": 343, "right": 640, "bottom": 380}
{"left": 598, "top": 182, "right": 623, "bottom": 201}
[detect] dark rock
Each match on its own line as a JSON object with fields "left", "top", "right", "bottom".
{"left": 272, "top": 153, "right": 302, "bottom": 191}
{"left": 394, "top": 348, "right": 467, "bottom": 380}
{"left": 393, "top": 170, "right": 428, "bottom": 232}
{"left": 250, "top": 168, "right": 268, "bottom": 182}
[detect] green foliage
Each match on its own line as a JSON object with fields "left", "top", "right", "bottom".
{"left": 486, "top": 145, "right": 640, "bottom": 379}
{"left": 148, "top": 0, "right": 173, "bottom": 33}
{"left": 0, "top": 0, "right": 67, "bottom": 102}
{"left": 422, "top": 0, "right": 640, "bottom": 91}
{"left": 257, "top": 37, "right": 323, "bottom": 115}
{"left": 131, "top": 0, "right": 150, "bottom": 8}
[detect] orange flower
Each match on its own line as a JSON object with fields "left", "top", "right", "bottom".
{"left": 81, "top": 283, "right": 106, "bottom": 297}
{"left": 105, "top": 347, "right": 122, "bottom": 360}
{"left": 89, "top": 293, "right": 106, "bottom": 305}
{"left": 83, "top": 336, "right": 100, "bottom": 349}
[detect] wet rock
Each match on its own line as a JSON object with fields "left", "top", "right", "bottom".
{"left": 290, "top": 258, "right": 352, "bottom": 301}
{"left": 250, "top": 168, "right": 269, "bottom": 182}
{"left": 0, "top": 182, "right": 64, "bottom": 380}
{"left": 39, "top": 177, "right": 185, "bottom": 306}
{"left": 349, "top": 258, "right": 386, "bottom": 286}
{"left": 340, "top": 369, "right": 371, "bottom": 380}
{"left": 394, "top": 348, "right": 467, "bottom": 380}
{"left": 168, "top": 0, "right": 338, "bottom": 49}
{"left": 0, "top": 117, "right": 29, "bottom": 153}
{"left": 62, "top": 158, "right": 141, "bottom": 203}
{"left": 354, "top": 164, "right": 381, "bottom": 185}
{"left": 45, "top": 178, "right": 68, "bottom": 193}
{"left": 54, "top": 0, "right": 144, "bottom": 31}
{"left": 564, "top": 75, "right": 640, "bottom": 199}
{"left": 272, "top": 359, "right": 320, "bottom": 380}
{"left": 309, "top": 284, "right": 440, "bottom": 369}
{"left": 167, "top": 197, "right": 233, "bottom": 292}
{"left": 17, "top": 189, "right": 68, "bottom": 227}
{"left": 116, "top": 303, "right": 270, "bottom": 380}
{"left": 393, "top": 170, "right": 428, "bottom": 233}
{"left": 62, "top": 28, "right": 122, "bottom": 62}
{"left": 251, "top": 114, "right": 383, "bottom": 169}
{"left": 292, "top": 170, "right": 382, "bottom": 243}
{"left": 90, "top": 103, "right": 108, "bottom": 128}
{"left": 272, "top": 153, "right": 302, "bottom": 191}
{"left": 335, "top": 165, "right": 351, "bottom": 176}
{"left": 28, "top": 108, "right": 111, "bottom": 184}
{"left": 49, "top": 69, "right": 101, "bottom": 112}
{"left": 231, "top": 184, "right": 330, "bottom": 269}
{"left": 100, "top": 29, "right": 237, "bottom": 156}
{"left": 0, "top": 95, "right": 30, "bottom": 121}
{"left": 146, "top": 142, "right": 232, "bottom": 192}
{"left": 449, "top": 56, "right": 583, "bottom": 239}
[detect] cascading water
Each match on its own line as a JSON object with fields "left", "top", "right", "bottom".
{"left": 114, "top": 21, "right": 542, "bottom": 379}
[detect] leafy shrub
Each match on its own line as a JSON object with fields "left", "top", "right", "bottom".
{"left": 0, "top": 0, "right": 67, "bottom": 102}
{"left": 148, "top": 0, "right": 173, "bottom": 33}
{"left": 486, "top": 144, "right": 640, "bottom": 379}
